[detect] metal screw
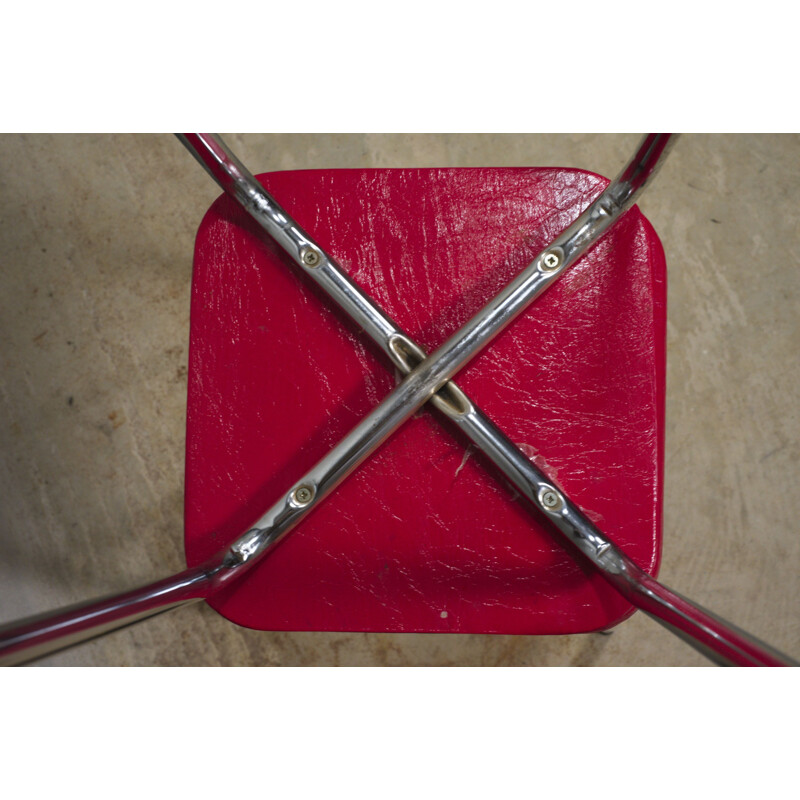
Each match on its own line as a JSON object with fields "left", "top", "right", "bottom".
{"left": 294, "top": 485, "right": 313, "bottom": 504}
{"left": 541, "top": 250, "right": 561, "bottom": 271}
{"left": 301, "top": 248, "right": 321, "bottom": 267}
{"left": 541, "top": 489, "right": 561, "bottom": 509}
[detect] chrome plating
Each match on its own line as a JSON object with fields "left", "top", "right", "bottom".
{"left": 179, "top": 133, "right": 794, "bottom": 666}
{"left": 179, "top": 134, "right": 677, "bottom": 582}
{"left": 0, "top": 568, "right": 212, "bottom": 666}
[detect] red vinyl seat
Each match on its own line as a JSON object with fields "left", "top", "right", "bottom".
{"left": 184, "top": 166, "right": 667, "bottom": 635}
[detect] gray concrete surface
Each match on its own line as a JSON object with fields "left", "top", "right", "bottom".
{"left": 0, "top": 133, "right": 797, "bottom": 666}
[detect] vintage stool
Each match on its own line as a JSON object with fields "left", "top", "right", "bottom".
{"left": 0, "top": 134, "right": 794, "bottom": 666}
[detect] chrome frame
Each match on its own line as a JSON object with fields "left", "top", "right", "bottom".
{"left": 182, "top": 135, "right": 675, "bottom": 584}
{"left": 181, "top": 134, "right": 795, "bottom": 667}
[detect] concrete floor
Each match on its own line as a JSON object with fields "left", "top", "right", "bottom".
{"left": 0, "top": 133, "right": 798, "bottom": 666}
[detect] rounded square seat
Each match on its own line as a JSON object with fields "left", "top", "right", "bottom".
{"left": 185, "top": 167, "right": 667, "bottom": 634}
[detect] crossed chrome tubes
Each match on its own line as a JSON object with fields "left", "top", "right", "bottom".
{"left": 1, "top": 134, "right": 795, "bottom": 666}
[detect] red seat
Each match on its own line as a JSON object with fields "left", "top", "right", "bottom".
{"left": 185, "top": 166, "right": 667, "bottom": 635}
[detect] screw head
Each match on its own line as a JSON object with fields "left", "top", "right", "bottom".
{"left": 541, "top": 489, "right": 561, "bottom": 510}
{"left": 301, "top": 248, "right": 321, "bottom": 267}
{"left": 294, "top": 485, "right": 313, "bottom": 505}
{"left": 541, "top": 250, "right": 561, "bottom": 271}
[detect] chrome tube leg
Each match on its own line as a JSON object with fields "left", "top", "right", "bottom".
{"left": 0, "top": 567, "right": 212, "bottom": 666}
